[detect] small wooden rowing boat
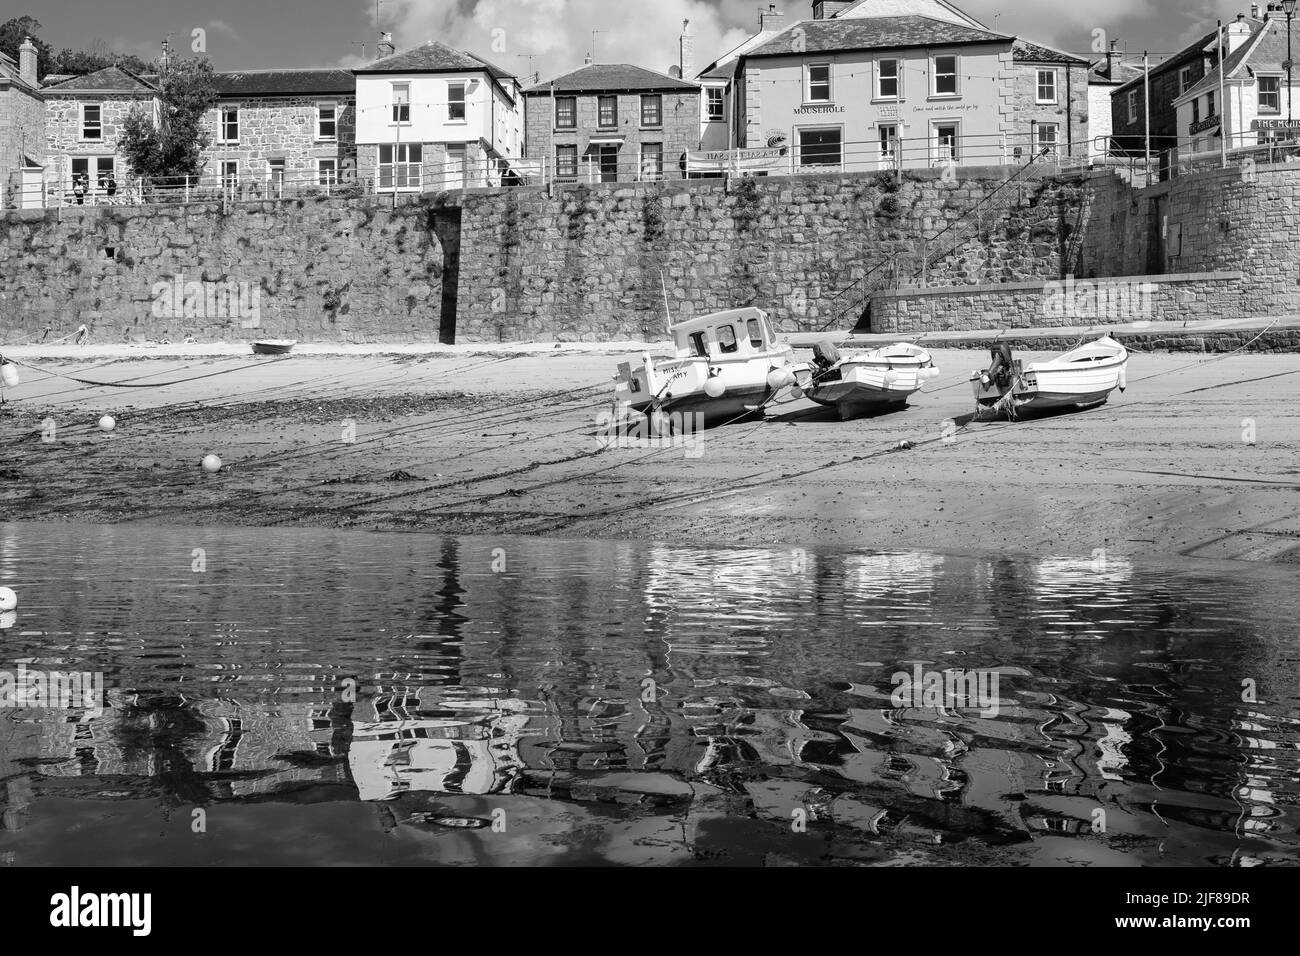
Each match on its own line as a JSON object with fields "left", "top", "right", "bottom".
{"left": 972, "top": 335, "right": 1128, "bottom": 418}
{"left": 795, "top": 341, "right": 940, "bottom": 420}
{"left": 251, "top": 340, "right": 297, "bottom": 356}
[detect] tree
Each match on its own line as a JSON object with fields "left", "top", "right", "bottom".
{"left": 0, "top": 16, "right": 53, "bottom": 81}
{"left": 119, "top": 56, "right": 218, "bottom": 184}
{"left": 51, "top": 45, "right": 152, "bottom": 77}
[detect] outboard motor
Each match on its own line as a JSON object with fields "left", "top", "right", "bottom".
{"left": 812, "top": 340, "right": 842, "bottom": 370}
{"left": 985, "top": 343, "right": 1015, "bottom": 389}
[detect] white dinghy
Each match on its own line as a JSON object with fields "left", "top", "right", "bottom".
{"left": 972, "top": 335, "right": 1129, "bottom": 418}
{"left": 614, "top": 307, "right": 797, "bottom": 430}
{"left": 795, "top": 341, "right": 940, "bottom": 420}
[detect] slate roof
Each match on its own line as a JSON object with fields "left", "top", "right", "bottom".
{"left": 743, "top": 16, "right": 1012, "bottom": 57}
{"left": 355, "top": 40, "right": 515, "bottom": 81}
{"left": 41, "top": 65, "right": 159, "bottom": 95}
{"left": 1013, "top": 40, "right": 1089, "bottom": 66}
{"left": 525, "top": 63, "right": 699, "bottom": 94}
{"left": 214, "top": 69, "right": 355, "bottom": 97}
{"left": 829, "top": 0, "right": 990, "bottom": 29}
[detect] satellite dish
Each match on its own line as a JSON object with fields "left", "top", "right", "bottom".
{"left": 668, "top": 65, "right": 682, "bottom": 78}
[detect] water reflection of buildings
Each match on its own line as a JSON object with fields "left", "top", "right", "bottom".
{"left": 348, "top": 691, "right": 529, "bottom": 800}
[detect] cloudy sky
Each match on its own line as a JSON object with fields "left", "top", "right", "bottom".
{"left": 13, "top": 0, "right": 1272, "bottom": 81}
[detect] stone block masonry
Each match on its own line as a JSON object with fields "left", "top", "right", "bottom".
{"left": 0, "top": 168, "right": 1086, "bottom": 345}
{"left": 3, "top": 162, "right": 1296, "bottom": 346}
{"left": 0, "top": 198, "right": 450, "bottom": 344}
{"left": 455, "top": 169, "right": 1086, "bottom": 342}
{"left": 870, "top": 272, "right": 1247, "bottom": 334}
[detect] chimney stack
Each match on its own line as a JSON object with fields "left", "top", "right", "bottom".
{"left": 377, "top": 31, "right": 395, "bottom": 58}
{"left": 584, "top": 52, "right": 594, "bottom": 66}
{"left": 18, "top": 36, "right": 37, "bottom": 87}
{"left": 1106, "top": 38, "right": 1118, "bottom": 80}
{"left": 1228, "top": 13, "right": 1254, "bottom": 53}
{"left": 1251, "top": 3, "right": 1262, "bottom": 18}
{"left": 680, "top": 19, "right": 695, "bottom": 80}
{"left": 760, "top": 4, "right": 786, "bottom": 32}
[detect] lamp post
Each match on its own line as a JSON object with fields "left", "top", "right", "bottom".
{"left": 1285, "top": 0, "right": 1298, "bottom": 127}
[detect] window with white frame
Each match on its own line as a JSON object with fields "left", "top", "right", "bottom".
{"left": 798, "top": 127, "right": 842, "bottom": 167}
{"left": 392, "top": 83, "right": 410, "bottom": 123}
{"left": 448, "top": 83, "right": 466, "bottom": 121}
{"left": 317, "top": 158, "right": 338, "bottom": 185}
{"left": 219, "top": 105, "right": 239, "bottom": 143}
{"left": 1259, "top": 75, "right": 1281, "bottom": 114}
{"left": 640, "top": 142, "right": 663, "bottom": 180}
{"left": 1036, "top": 122, "right": 1059, "bottom": 157}
{"left": 1180, "top": 66, "right": 1194, "bottom": 94}
{"left": 1207, "top": 90, "right": 1216, "bottom": 117}
{"left": 1191, "top": 99, "right": 1200, "bottom": 125}
{"left": 878, "top": 123, "right": 899, "bottom": 161}
{"left": 806, "top": 63, "right": 832, "bottom": 102}
{"left": 1128, "top": 89, "right": 1138, "bottom": 123}
{"left": 934, "top": 122, "right": 959, "bottom": 162}
{"left": 932, "top": 55, "right": 958, "bottom": 96}
{"left": 81, "top": 104, "right": 102, "bottom": 140}
{"left": 707, "top": 87, "right": 725, "bottom": 121}
{"left": 317, "top": 102, "right": 337, "bottom": 140}
{"left": 220, "top": 159, "right": 238, "bottom": 187}
{"left": 1036, "top": 69, "right": 1057, "bottom": 104}
{"left": 378, "top": 142, "right": 422, "bottom": 189}
{"left": 877, "top": 58, "right": 899, "bottom": 99}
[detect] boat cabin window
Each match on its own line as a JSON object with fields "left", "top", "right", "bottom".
{"left": 689, "top": 331, "right": 708, "bottom": 357}
{"left": 747, "top": 318, "right": 764, "bottom": 348}
{"left": 717, "top": 324, "right": 739, "bottom": 354}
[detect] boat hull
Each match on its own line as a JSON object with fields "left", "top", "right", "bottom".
{"left": 615, "top": 346, "right": 796, "bottom": 430}
{"left": 803, "top": 345, "right": 935, "bottom": 421}
{"left": 972, "top": 337, "right": 1128, "bottom": 416}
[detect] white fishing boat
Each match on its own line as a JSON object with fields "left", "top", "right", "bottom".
{"left": 971, "top": 335, "right": 1128, "bottom": 418}
{"left": 795, "top": 342, "right": 940, "bottom": 421}
{"left": 613, "top": 307, "right": 797, "bottom": 430}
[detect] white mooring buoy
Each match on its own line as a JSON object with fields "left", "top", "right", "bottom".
{"left": 202, "top": 455, "right": 223, "bottom": 474}
{"left": 0, "top": 587, "right": 17, "bottom": 612}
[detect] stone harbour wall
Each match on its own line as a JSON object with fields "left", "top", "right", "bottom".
{"left": 0, "top": 162, "right": 1297, "bottom": 345}
{"left": 0, "top": 197, "right": 451, "bottom": 344}
{"left": 871, "top": 271, "right": 1247, "bottom": 334}
{"left": 454, "top": 169, "right": 1086, "bottom": 342}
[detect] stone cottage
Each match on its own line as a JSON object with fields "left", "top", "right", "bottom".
{"left": 524, "top": 63, "right": 701, "bottom": 182}
{"left": 0, "top": 38, "right": 45, "bottom": 207}
{"left": 201, "top": 69, "right": 357, "bottom": 195}
{"left": 42, "top": 66, "right": 161, "bottom": 201}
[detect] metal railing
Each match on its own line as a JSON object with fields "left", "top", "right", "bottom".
{"left": 14, "top": 129, "right": 1296, "bottom": 211}
{"left": 2, "top": 156, "right": 548, "bottom": 210}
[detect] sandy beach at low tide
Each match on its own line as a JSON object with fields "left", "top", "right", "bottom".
{"left": 1, "top": 345, "right": 1297, "bottom": 564}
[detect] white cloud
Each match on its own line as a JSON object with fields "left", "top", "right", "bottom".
{"left": 363, "top": 0, "right": 757, "bottom": 83}
{"left": 208, "top": 19, "right": 240, "bottom": 42}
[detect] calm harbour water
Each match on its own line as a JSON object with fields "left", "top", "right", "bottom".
{"left": 1, "top": 521, "right": 1297, "bottom": 867}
